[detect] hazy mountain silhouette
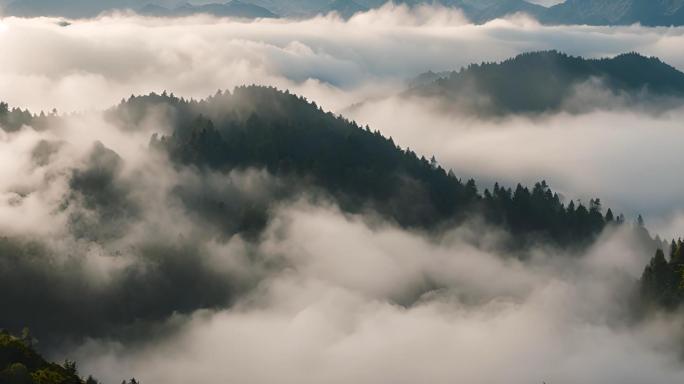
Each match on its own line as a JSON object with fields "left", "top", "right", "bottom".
{"left": 409, "top": 51, "right": 684, "bottom": 115}
{"left": 139, "top": 1, "right": 277, "bottom": 18}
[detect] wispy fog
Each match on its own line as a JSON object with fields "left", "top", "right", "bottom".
{"left": 2, "top": 4, "right": 684, "bottom": 113}
{"left": 347, "top": 96, "right": 684, "bottom": 235}
{"left": 73, "top": 203, "right": 683, "bottom": 384}
{"left": 1, "top": 5, "right": 684, "bottom": 384}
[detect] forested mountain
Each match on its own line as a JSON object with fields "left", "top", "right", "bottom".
{"left": 0, "top": 86, "right": 637, "bottom": 248}
{"left": 409, "top": 51, "right": 684, "bottom": 115}
{"left": 0, "top": 330, "right": 101, "bottom": 384}
{"left": 4, "top": 0, "right": 684, "bottom": 26}
{"left": 542, "top": 0, "right": 684, "bottom": 26}
{"left": 2, "top": 0, "right": 277, "bottom": 18}
{"left": 2, "top": 0, "right": 138, "bottom": 18}
{"left": 139, "top": 1, "right": 277, "bottom": 19}
{"left": 104, "top": 86, "right": 618, "bottom": 248}
{"left": 320, "top": 0, "right": 368, "bottom": 18}
{"left": 211, "top": 0, "right": 546, "bottom": 19}
{"left": 447, "top": 0, "right": 545, "bottom": 23}
{"left": 0, "top": 86, "right": 672, "bottom": 357}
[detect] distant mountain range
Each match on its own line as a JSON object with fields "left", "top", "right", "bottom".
{"left": 3, "top": 0, "right": 277, "bottom": 18}
{"left": 408, "top": 50, "right": 684, "bottom": 115}
{"left": 3, "top": 0, "right": 684, "bottom": 25}
{"left": 139, "top": 1, "right": 277, "bottom": 18}
{"left": 541, "top": 0, "right": 684, "bottom": 26}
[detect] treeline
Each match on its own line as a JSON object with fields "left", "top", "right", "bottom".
{"left": 641, "top": 239, "right": 684, "bottom": 310}
{"left": 0, "top": 329, "right": 99, "bottom": 384}
{"left": 0, "top": 102, "right": 57, "bottom": 132}
{"left": 1, "top": 329, "right": 142, "bottom": 384}
{"left": 117, "top": 85, "right": 622, "bottom": 247}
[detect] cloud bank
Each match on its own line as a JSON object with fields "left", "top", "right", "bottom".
{"left": 73, "top": 203, "right": 683, "bottom": 384}
{"left": 1, "top": 5, "right": 684, "bottom": 384}
{"left": 2, "top": 5, "right": 684, "bottom": 113}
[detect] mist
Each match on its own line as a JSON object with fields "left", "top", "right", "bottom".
{"left": 2, "top": 4, "right": 684, "bottom": 113}
{"left": 72, "top": 203, "right": 683, "bottom": 384}
{"left": 2, "top": 4, "right": 684, "bottom": 384}
{"left": 346, "top": 96, "right": 684, "bottom": 235}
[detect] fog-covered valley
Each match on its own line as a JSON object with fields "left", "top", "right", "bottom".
{"left": 1, "top": 3, "right": 684, "bottom": 384}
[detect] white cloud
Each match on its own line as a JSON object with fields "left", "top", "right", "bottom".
{"left": 73, "top": 203, "right": 684, "bottom": 384}
{"left": 1, "top": 6, "right": 684, "bottom": 113}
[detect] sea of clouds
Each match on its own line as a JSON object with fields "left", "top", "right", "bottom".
{"left": 1, "top": 4, "right": 684, "bottom": 383}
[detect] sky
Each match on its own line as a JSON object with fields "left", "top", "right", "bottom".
{"left": 1, "top": 4, "right": 684, "bottom": 384}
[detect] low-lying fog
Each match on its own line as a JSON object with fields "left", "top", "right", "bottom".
{"left": 1, "top": 4, "right": 684, "bottom": 383}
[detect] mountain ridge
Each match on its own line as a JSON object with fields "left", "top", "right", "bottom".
{"left": 409, "top": 50, "right": 684, "bottom": 115}
{"left": 4, "top": 0, "right": 684, "bottom": 25}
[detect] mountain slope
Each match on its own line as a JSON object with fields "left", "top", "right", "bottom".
{"left": 4, "top": 0, "right": 684, "bottom": 25}
{"left": 447, "top": 0, "right": 546, "bottom": 23}
{"left": 104, "top": 86, "right": 614, "bottom": 247}
{"left": 5, "top": 0, "right": 278, "bottom": 19}
{"left": 321, "top": 0, "right": 369, "bottom": 18}
{"left": 543, "top": 0, "right": 684, "bottom": 26}
{"left": 4, "top": 0, "right": 136, "bottom": 18}
{"left": 0, "top": 330, "right": 98, "bottom": 384}
{"left": 169, "top": 1, "right": 277, "bottom": 18}
{"left": 409, "top": 51, "right": 684, "bottom": 115}
{"left": 1, "top": 87, "right": 665, "bottom": 346}
{"left": 139, "top": 1, "right": 277, "bottom": 18}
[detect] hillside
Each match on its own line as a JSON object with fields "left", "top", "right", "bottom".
{"left": 3, "top": 0, "right": 137, "bottom": 18}
{"left": 1, "top": 86, "right": 666, "bottom": 348}
{"left": 409, "top": 51, "right": 684, "bottom": 115}
{"left": 3, "top": 0, "right": 278, "bottom": 19}
{"left": 320, "top": 0, "right": 368, "bottom": 18}
{"left": 139, "top": 1, "right": 278, "bottom": 19}
{"left": 105, "top": 86, "right": 613, "bottom": 247}
{"left": 543, "top": 0, "right": 684, "bottom": 26}
{"left": 0, "top": 330, "right": 100, "bottom": 384}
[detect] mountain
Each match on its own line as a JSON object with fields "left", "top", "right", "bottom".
{"left": 140, "top": 1, "right": 278, "bottom": 18}
{"left": 245, "top": 0, "right": 684, "bottom": 25}
{"left": 542, "top": 0, "right": 684, "bottom": 26}
{"left": 242, "top": 0, "right": 546, "bottom": 19}
{"left": 447, "top": 0, "right": 546, "bottom": 23}
{"left": 3, "top": 0, "right": 277, "bottom": 19}
{"left": 320, "top": 0, "right": 369, "bottom": 18}
{"left": 4, "top": 0, "right": 684, "bottom": 25}
{"left": 3, "top": 0, "right": 137, "bottom": 18}
{"left": 1, "top": 86, "right": 667, "bottom": 347}
{"left": 107, "top": 86, "right": 615, "bottom": 248}
{"left": 409, "top": 51, "right": 684, "bottom": 115}
{"left": 0, "top": 330, "right": 100, "bottom": 384}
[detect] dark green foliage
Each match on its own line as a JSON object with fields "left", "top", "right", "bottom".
{"left": 641, "top": 240, "right": 684, "bottom": 310}
{"left": 0, "top": 330, "right": 96, "bottom": 384}
{"left": 0, "top": 86, "right": 633, "bottom": 346}
{"left": 0, "top": 102, "right": 34, "bottom": 132}
{"left": 0, "top": 235, "right": 241, "bottom": 346}
{"left": 119, "top": 85, "right": 613, "bottom": 246}
{"left": 481, "top": 182, "right": 605, "bottom": 246}
{"left": 66, "top": 142, "right": 140, "bottom": 241}
{"left": 411, "top": 51, "right": 684, "bottom": 115}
